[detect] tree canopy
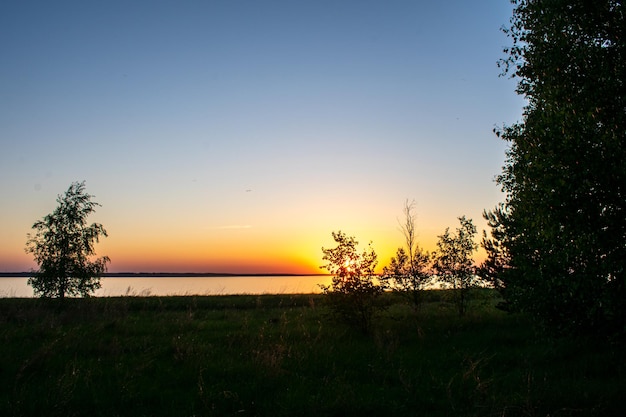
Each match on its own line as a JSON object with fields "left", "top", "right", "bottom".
{"left": 489, "top": 0, "right": 625, "bottom": 333}
{"left": 25, "top": 181, "right": 110, "bottom": 298}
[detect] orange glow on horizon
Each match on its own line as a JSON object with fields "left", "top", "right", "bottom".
{"left": 97, "top": 228, "right": 325, "bottom": 274}
{"left": 6, "top": 210, "right": 487, "bottom": 275}
{"left": 93, "top": 227, "right": 488, "bottom": 275}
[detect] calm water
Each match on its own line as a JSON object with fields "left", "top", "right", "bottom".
{"left": 0, "top": 276, "right": 333, "bottom": 297}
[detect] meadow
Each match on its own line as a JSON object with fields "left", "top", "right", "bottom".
{"left": 0, "top": 290, "right": 623, "bottom": 416}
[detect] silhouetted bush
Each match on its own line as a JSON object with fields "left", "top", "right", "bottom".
{"left": 319, "top": 231, "right": 384, "bottom": 332}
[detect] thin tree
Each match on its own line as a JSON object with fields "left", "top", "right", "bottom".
{"left": 432, "top": 216, "right": 478, "bottom": 316}
{"left": 381, "top": 200, "right": 431, "bottom": 310}
{"left": 25, "top": 181, "right": 110, "bottom": 298}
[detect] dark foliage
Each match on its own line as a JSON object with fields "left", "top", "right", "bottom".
{"left": 320, "top": 231, "right": 384, "bottom": 332}
{"left": 432, "top": 216, "right": 479, "bottom": 316}
{"left": 489, "top": 0, "right": 626, "bottom": 334}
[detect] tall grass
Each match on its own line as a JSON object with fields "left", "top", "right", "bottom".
{"left": 0, "top": 291, "right": 623, "bottom": 416}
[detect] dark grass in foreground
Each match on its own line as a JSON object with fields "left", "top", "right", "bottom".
{"left": 0, "top": 290, "right": 623, "bottom": 416}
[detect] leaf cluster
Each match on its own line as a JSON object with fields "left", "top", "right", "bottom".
{"left": 380, "top": 245, "right": 431, "bottom": 309}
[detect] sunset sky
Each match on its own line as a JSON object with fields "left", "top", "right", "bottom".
{"left": 1, "top": 1, "right": 524, "bottom": 274}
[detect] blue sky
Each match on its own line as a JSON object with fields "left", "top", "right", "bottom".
{"left": 0, "top": 1, "right": 524, "bottom": 273}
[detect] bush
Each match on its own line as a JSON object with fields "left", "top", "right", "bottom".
{"left": 319, "top": 231, "right": 384, "bottom": 332}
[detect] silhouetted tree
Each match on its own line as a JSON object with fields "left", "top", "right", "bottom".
{"left": 320, "top": 231, "right": 383, "bottom": 332}
{"left": 479, "top": 205, "right": 511, "bottom": 291}
{"left": 25, "top": 181, "right": 110, "bottom": 298}
{"left": 432, "top": 216, "right": 478, "bottom": 316}
{"left": 381, "top": 200, "right": 431, "bottom": 310}
{"left": 491, "top": 0, "right": 626, "bottom": 334}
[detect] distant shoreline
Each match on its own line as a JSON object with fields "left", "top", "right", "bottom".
{"left": 0, "top": 272, "right": 327, "bottom": 278}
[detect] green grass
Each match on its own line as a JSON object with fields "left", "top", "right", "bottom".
{"left": 0, "top": 291, "right": 623, "bottom": 416}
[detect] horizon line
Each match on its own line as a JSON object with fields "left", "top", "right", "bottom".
{"left": 0, "top": 271, "right": 329, "bottom": 278}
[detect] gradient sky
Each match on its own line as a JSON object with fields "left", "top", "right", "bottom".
{"left": 1, "top": 1, "right": 524, "bottom": 274}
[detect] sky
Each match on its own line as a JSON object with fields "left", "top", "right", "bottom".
{"left": 0, "top": 0, "right": 524, "bottom": 274}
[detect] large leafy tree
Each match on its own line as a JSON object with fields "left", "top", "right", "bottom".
{"left": 491, "top": 0, "right": 625, "bottom": 333}
{"left": 26, "top": 181, "right": 110, "bottom": 298}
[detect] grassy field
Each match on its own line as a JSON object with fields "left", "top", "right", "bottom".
{"left": 0, "top": 290, "right": 624, "bottom": 416}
